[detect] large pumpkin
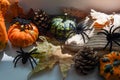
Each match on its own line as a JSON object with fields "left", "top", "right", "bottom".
{"left": 0, "top": 0, "right": 10, "bottom": 51}
{"left": 8, "top": 17, "right": 39, "bottom": 47}
{"left": 51, "top": 15, "right": 76, "bottom": 41}
{"left": 0, "top": 12, "right": 8, "bottom": 51}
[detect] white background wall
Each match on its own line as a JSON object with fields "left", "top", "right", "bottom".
{"left": 18, "top": 0, "right": 120, "bottom": 14}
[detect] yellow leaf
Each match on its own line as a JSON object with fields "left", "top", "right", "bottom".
{"left": 28, "top": 36, "right": 74, "bottom": 80}
{"left": 27, "top": 58, "right": 58, "bottom": 80}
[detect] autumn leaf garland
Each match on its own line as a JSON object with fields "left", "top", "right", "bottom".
{"left": 27, "top": 36, "right": 73, "bottom": 80}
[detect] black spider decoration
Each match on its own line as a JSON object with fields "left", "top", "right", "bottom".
{"left": 12, "top": 17, "right": 33, "bottom": 30}
{"left": 13, "top": 48, "right": 38, "bottom": 69}
{"left": 12, "top": 17, "right": 31, "bottom": 25}
{"left": 68, "top": 21, "right": 93, "bottom": 43}
{"left": 97, "top": 25, "right": 120, "bottom": 52}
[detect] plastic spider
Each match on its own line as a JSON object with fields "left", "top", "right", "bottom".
{"left": 13, "top": 48, "right": 38, "bottom": 69}
{"left": 12, "top": 17, "right": 31, "bottom": 25}
{"left": 12, "top": 17, "right": 33, "bottom": 30}
{"left": 97, "top": 25, "right": 120, "bottom": 52}
{"left": 68, "top": 22, "right": 93, "bottom": 43}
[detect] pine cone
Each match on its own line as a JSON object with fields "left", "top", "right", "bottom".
{"left": 74, "top": 47, "right": 99, "bottom": 75}
{"left": 33, "top": 9, "right": 50, "bottom": 33}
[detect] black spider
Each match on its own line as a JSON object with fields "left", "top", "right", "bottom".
{"left": 12, "top": 17, "right": 31, "bottom": 25}
{"left": 12, "top": 17, "right": 33, "bottom": 30}
{"left": 68, "top": 22, "right": 93, "bottom": 43}
{"left": 13, "top": 48, "right": 38, "bottom": 69}
{"left": 97, "top": 25, "right": 120, "bottom": 52}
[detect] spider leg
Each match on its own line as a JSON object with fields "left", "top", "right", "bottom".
{"left": 97, "top": 32, "right": 107, "bottom": 35}
{"left": 84, "top": 27, "right": 93, "bottom": 31}
{"left": 109, "top": 41, "right": 113, "bottom": 52}
{"left": 84, "top": 29, "right": 92, "bottom": 31}
{"left": 112, "top": 27, "right": 120, "bottom": 34}
{"left": 67, "top": 31, "right": 74, "bottom": 38}
{"left": 82, "top": 32, "right": 90, "bottom": 39}
{"left": 69, "top": 23, "right": 76, "bottom": 30}
{"left": 16, "top": 51, "right": 22, "bottom": 53}
{"left": 29, "top": 24, "right": 33, "bottom": 30}
{"left": 109, "top": 25, "right": 114, "bottom": 34}
{"left": 101, "top": 29, "right": 109, "bottom": 34}
{"left": 28, "top": 58, "right": 34, "bottom": 69}
{"left": 20, "top": 48, "right": 24, "bottom": 53}
{"left": 82, "top": 26, "right": 86, "bottom": 30}
{"left": 13, "top": 55, "right": 21, "bottom": 63}
{"left": 103, "top": 41, "right": 110, "bottom": 50}
{"left": 113, "top": 40, "right": 120, "bottom": 46}
{"left": 14, "top": 57, "right": 22, "bottom": 67}
{"left": 81, "top": 33, "right": 86, "bottom": 43}
{"left": 29, "top": 48, "right": 37, "bottom": 54}
{"left": 30, "top": 56, "right": 37, "bottom": 65}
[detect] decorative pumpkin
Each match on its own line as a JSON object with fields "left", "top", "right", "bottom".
{"left": 100, "top": 52, "right": 120, "bottom": 80}
{"left": 51, "top": 14, "right": 76, "bottom": 41}
{"left": 0, "top": 11, "right": 8, "bottom": 51}
{"left": 8, "top": 17, "right": 39, "bottom": 47}
{"left": 0, "top": 0, "right": 10, "bottom": 51}
{"left": 0, "top": 0, "right": 10, "bottom": 15}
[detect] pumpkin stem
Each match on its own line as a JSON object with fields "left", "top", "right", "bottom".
{"left": 63, "top": 13, "right": 68, "bottom": 22}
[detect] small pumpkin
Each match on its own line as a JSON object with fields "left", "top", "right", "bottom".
{"left": 51, "top": 14, "right": 76, "bottom": 41}
{"left": 8, "top": 17, "right": 39, "bottom": 47}
{"left": 100, "top": 52, "right": 120, "bottom": 80}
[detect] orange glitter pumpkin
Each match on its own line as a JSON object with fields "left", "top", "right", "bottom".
{"left": 8, "top": 17, "right": 39, "bottom": 47}
{"left": 0, "top": 0, "right": 10, "bottom": 51}
{"left": 100, "top": 52, "right": 120, "bottom": 80}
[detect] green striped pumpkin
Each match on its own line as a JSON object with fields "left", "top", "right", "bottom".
{"left": 51, "top": 17, "right": 76, "bottom": 41}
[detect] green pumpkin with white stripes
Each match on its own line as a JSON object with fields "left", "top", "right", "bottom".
{"left": 51, "top": 16, "right": 76, "bottom": 41}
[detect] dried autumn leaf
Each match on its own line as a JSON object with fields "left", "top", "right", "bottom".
{"left": 54, "top": 48, "right": 73, "bottom": 78}
{"left": 28, "top": 59, "right": 58, "bottom": 79}
{"left": 28, "top": 36, "right": 73, "bottom": 80}
{"left": 59, "top": 61, "right": 72, "bottom": 78}
{"left": 5, "top": 1, "right": 25, "bottom": 22}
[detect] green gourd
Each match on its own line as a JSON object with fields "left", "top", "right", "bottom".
{"left": 51, "top": 15, "right": 76, "bottom": 41}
